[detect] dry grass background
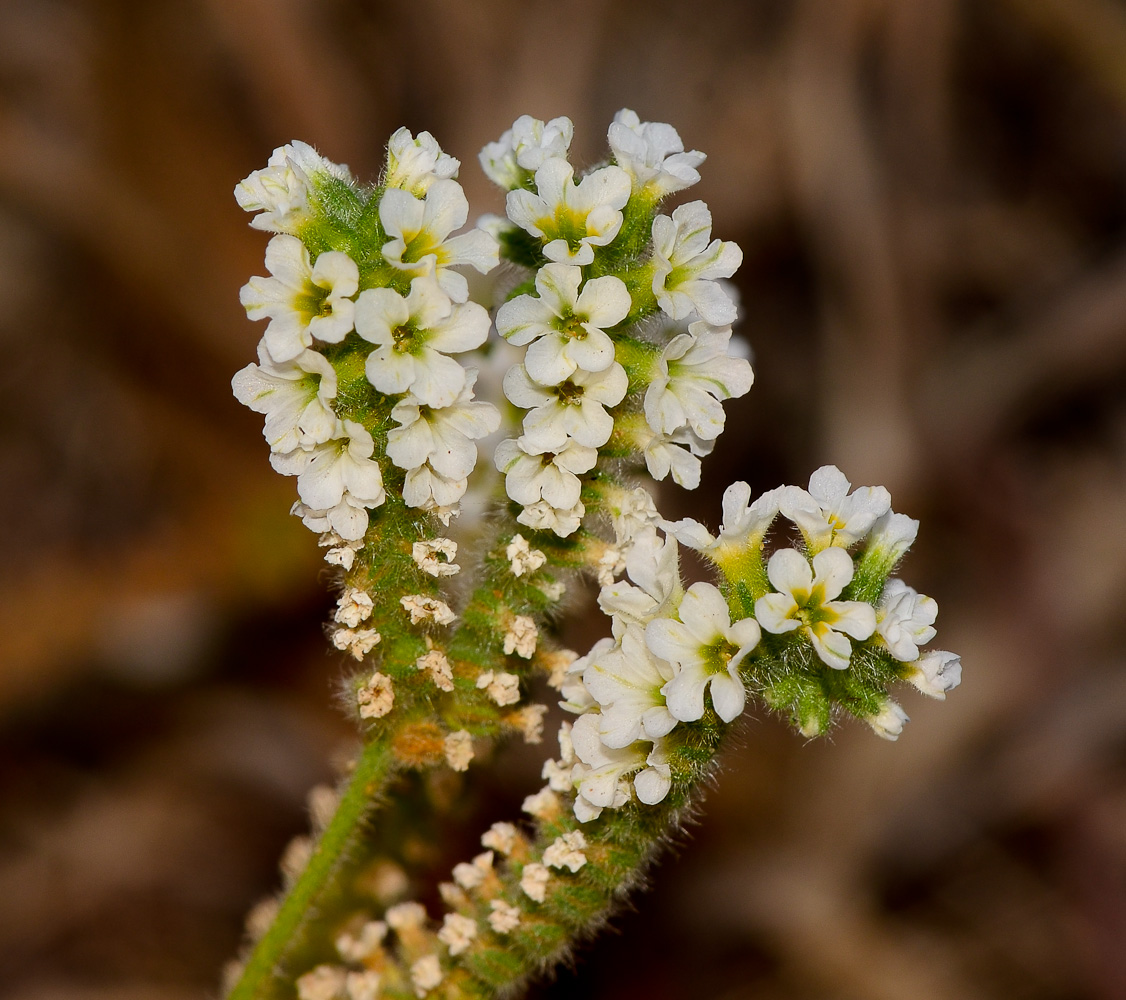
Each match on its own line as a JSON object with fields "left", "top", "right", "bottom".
{"left": 3, "top": 0, "right": 1126, "bottom": 997}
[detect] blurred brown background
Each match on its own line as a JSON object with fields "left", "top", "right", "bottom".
{"left": 3, "top": 0, "right": 1126, "bottom": 997}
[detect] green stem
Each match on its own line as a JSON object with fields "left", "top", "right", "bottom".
{"left": 227, "top": 736, "right": 397, "bottom": 1000}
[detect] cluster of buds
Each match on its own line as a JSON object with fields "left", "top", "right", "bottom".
{"left": 225, "top": 112, "right": 961, "bottom": 1000}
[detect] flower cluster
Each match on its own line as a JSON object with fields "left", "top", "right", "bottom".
{"left": 484, "top": 111, "right": 753, "bottom": 533}
{"left": 233, "top": 133, "right": 500, "bottom": 536}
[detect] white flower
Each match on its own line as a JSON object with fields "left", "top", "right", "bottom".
{"left": 651, "top": 201, "right": 742, "bottom": 326}
{"left": 331, "top": 628, "right": 381, "bottom": 660}
{"left": 481, "top": 822, "right": 517, "bottom": 855}
{"left": 876, "top": 580, "right": 938, "bottom": 661}
{"left": 442, "top": 729, "right": 473, "bottom": 772}
{"left": 496, "top": 263, "right": 630, "bottom": 384}
{"left": 402, "top": 465, "right": 468, "bottom": 512}
{"left": 867, "top": 700, "right": 909, "bottom": 741}
{"left": 520, "top": 862, "right": 550, "bottom": 903}
{"left": 503, "top": 615, "right": 538, "bottom": 658}
{"left": 517, "top": 499, "right": 585, "bottom": 538}
{"left": 320, "top": 531, "right": 363, "bottom": 571}
{"left": 437, "top": 913, "right": 477, "bottom": 956}
{"left": 355, "top": 277, "right": 489, "bottom": 407}
{"left": 379, "top": 179, "right": 498, "bottom": 303}
{"left": 509, "top": 703, "right": 547, "bottom": 743}
{"left": 487, "top": 899, "right": 521, "bottom": 934}
{"left": 507, "top": 159, "right": 631, "bottom": 265}
{"left": 296, "top": 965, "right": 347, "bottom": 1000}
{"left": 584, "top": 624, "right": 677, "bottom": 747}
{"left": 335, "top": 921, "right": 387, "bottom": 962}
{"left": 386, "top": 901, "right": 427, "bottom": 931}
{"left": 476, "top": 670, "right": 521, "bottom": 706}
{"left": 410, "top": 954, "right": 443, "bottom": 997}
{"left": 452, "top": 851, "right": 493, "bottom": 890}
{"left": 905, "top": 650, "right": 962, "bottom": 699}
{"left": 412, "top": 538, "right": 459, "bottom": 577}
{"left": 480, "top": 114, "right": 574, "bottom": 189}
{"left": 272, "top": 419, "right": 386, "bottom": 523}
{"left": 357, "top": 672, "right": 394, "bottom": 719}
{"left": 400, "top": 594, "right": 456, "bottom": 626}
{"left": 542, "top": 831, "right": 587, "bottom": 872}
{"left": 863, "top": 510, "right": 920, "bottom": 567}
{"left": 385, "top": 127, "right": 459, "bottom": 197}
{"left": 635, "top": 423, "right": 711, "bottom": 489}
{"left": 386, "top": 370, "right": 500, "bottom": 477}
{"left": 608, "top": 487, "right": 662, "bottom": 548}
{"left": 646, "top": 582, "right": 759, "bottom": 723}
{"left": 506, "top": 533, "right": 547, "bottom": 577}
{"left": 608, "top": 108, "right": 706, "bottom": 198}
{"left": 494, "top": 435, "right": 598, "bottom": 510}
{"left": 241, "top": 236, "right": 359, "bottom": 363}
{"left": 418, "top": 648, "right": 455, "bottom": 691}
{"left": 521, "top": 786, "right": 560, "bottom": 820}
{"left": 232, "top": 344, "right": 338, "bottom": 453}
{"left": 334, "top": 587, "right": 374, "bottom": 627}
{"left": 346, "top": 970, "right": 382, "bottom": 1000}
{"left": 597, "top": 529, "right": 682, "bottom": 630}
{"left": 504, "top": 362, "right": 628, "bottom": 449}
{"left": 569, "top": 713, "right": 670, "bottom": 821}
{"left": 755, "top": 548, "right": 877, "bottom": 670}
{"left": 780, "top": 466, "right": 892, "bottom": 552}
{"left": 542, "top": 757, "right": 574, "bottom": 793}
{"left": 643, "top": 322, "right": 753, "bottom": 439}
{"left": 235, "top": 140, "right": 352, "bottom": 234}
{"left": 663, "top": 481, "right": 784, "bottom": 565}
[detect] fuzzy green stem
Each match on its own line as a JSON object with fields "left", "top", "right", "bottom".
{"left": 227, "top": 736, "right": 397, "bottom": 1000}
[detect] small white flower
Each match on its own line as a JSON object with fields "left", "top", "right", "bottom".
{"left": 355, "top": 277, "right": 489, "bottom": 407}
{"left": 507, "top": 159, "right": 631, "bottom": 265}
{"left": 241, "top": 235, "right": 359, "bottom": 363}
{"left": 402, "top": 465, "right": 468, "bottom": 512}
{"left": 647, "top": 583, "right": 760, "bottom": 723}
{"left": 386, "top": 901, "right": 427, "bottom": 931}
{"left": 864, "top": 510, "right": 920, "bottom": 567}
{"left": 905, "top": 650, "right": 962, "bottom": 699}
{"left": 271, "top": 419, "right": 386, "bottom": 522}
{"left": 635, "top": 423, "right": 711, "bottom": 490}
{"left": 608, "top": 487, "right": 662, "bottom": 549}
{"left": 508, "top": 703, "right": 548, "bottom": 743}
{"left": 335, "top": 921, "right": 387, "bottom": 962}
{"left": 232, "top": 344, "right": 338, "bottom": 453}
{"left": 443, "top": 729, "right": 474, "bottom": 771}
{"left": 608, "top": 108, "right": 706, "bottom": 199}
{"left": 505, "top": 533, "right": 547, "bottom": 577}
{"left": 480, "top": 114, "right": 574, "bottom": 189}
{"left": 345, "top": 969, "right": 382, "bottom": 1000}
{"left": 334, "top": 587, "right": 374, "bottom": 627}
{"left": 379, "top": 179, "right": 498, "bottom": 303}
{"left": 542, "top": 831, "right": 587, "bottom": 872}
{"left": 755, "top": 548, "right": 877, "bottom": 670}
{"left": 385, "top": 127, "right": 459, "bottom": 197}
{"left": 780, "top": 465, "right": 892, "bottom": 552}
{"left": 504, "top": 362, "right": 628, "bottom": 449}
{"left": 520, "top": 862, "right": 550, "bottom": 903}
{"left": 597, "top": 529, "right": 682, "bottom": 630}
{"left": 409, "top": 954, "right": 443, "bottom": 997}
{"left": 235, "top": 140, "right": 351, "bottom": 234}
{"left": 293, "top": 495, "right": 376, "bottom": 543}
{"left": 542, "top": 757, "right": 574, "bottom": 793}
{"left": 331, "top": 627, "right": 381, "bottom": 660}
{"left": 663, "top": 482, "right": 784, "bottom": 565}
{"left": 503, "top": 615, "right": 538, "bottom": 658}
{"left": 481, "top": 822, "right": 517, "bottom": 855}
{"left": 651, "top": 201, "right": 742, "bottom": 326}
{"left": 475, "top": 670, "right": 521, "bottom": 706}
{"left": 319, "top": 531, "right": 362, "bottom": 571}
{"left": 584, "top": 624, "right": 677, "bottom": 747}
{"left": 569, "top": 713, "right": 669, "bottom": 820}
{"left": 495, "top": 435, "right": 598, "bottom": 511}
{"left": 487, "top": 899, "right": 521, "bottom": 934}
{"left": 452, "top": 851, "right": 494, "bottom": 890}
{"left": 296, "top": 964, "right": 347, "bottom": 1000}
{"left": 517, "top": 499, "right": 585, "bottom": 538}
{"left": 592, "top": 543, "right": 626, "bottom": 587}
{"left": 437, "top": 913, "right": 477, "bottom": 956}
{"left": 644, "top": 322, "right": 753, "bottom": 440}
{"left": 522, "top": 786, "right": 560, "bottom": 820}
{"left": 357, "top": 672, "right": 394, "bottom": 719}
{"left": 497, "top": 263, "right": 630, "bottom": 385}
{"left": 876, "top": 579, "right": 938, "bottom": 661}
{"left": 412, "top": 538, "right": 459, "bottom": 577}
{"left": 400, "top": 594, "right": 456, "bottom": 625}
{"left": 867, "top": 700, "right": 909, "bottom": 741}
{"left": 418, "top": 648, "right": 455, "bottom": 692}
